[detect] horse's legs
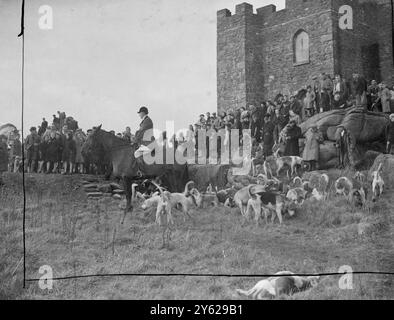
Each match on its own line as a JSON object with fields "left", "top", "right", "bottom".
{"left": 121, "top": 177, "right": 133, "bottom": 224}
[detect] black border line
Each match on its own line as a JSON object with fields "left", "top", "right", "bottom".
{"left": 25, "top": 271, "right": 394, "bottom": 282}
{"left": 17, "top": 0, "right": 26, "bottom": 289}
{"left": 16, "top": 1, "right": 394, "bottom": 290}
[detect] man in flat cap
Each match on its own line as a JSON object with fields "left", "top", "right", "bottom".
{"left": 134, "top": 106, "right": 154, "bottom": 158}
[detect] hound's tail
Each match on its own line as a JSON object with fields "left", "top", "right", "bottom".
{"left": 183, "top": 181, "right": 195, "bottom": 196}
{"left": 248, "top": 185, "right": 257, "bottom": 199}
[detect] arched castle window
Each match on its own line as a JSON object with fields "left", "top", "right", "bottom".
{"left": 293, "top": 30, "right": 310, "bottom": 65}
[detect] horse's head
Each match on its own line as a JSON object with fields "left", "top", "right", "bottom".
{"left": 82, "top": 125, "right": 109, "bottom": 163}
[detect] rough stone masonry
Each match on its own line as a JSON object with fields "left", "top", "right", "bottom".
{"left": 217, "top": 0, "right": 394, "bottom": 113}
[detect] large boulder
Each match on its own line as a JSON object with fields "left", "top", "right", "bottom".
{"left": 369, "top": 154, "right": 394, "bottom": 188}
{"left": 300, "top": 109, "right": 347, "bottom": 136}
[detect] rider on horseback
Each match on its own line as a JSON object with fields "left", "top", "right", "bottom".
{"left": 133, "top": 106, "right": 154, "bottom": 158}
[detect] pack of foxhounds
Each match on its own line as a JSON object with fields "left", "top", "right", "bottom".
{"left": 126, "top": 154, "right": 386, "bottom": 299}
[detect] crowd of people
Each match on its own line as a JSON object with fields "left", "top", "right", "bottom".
{"left": 182, "top": 73, "right": 394, "bottom": 169}
{"left": 1, "top": 72, "right": 394, "bottom": 178}
{"left": 2, "top": 110, "right": 135, "bottom": 175}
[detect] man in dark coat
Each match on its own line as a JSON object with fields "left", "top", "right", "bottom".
{"left": 284, "top": 120, "right": 302, "bottom": 157}
{"left": 25, "top": 127, "right": 41, "bottom": 173}
{"left": 134, "top": 106, "right": 154, "bottom": 158}
{"left": 250, "top": 105, "right": 262, "bottom": 142}
{"left": 261, "top": 114, "right": 275, "bottom": 158}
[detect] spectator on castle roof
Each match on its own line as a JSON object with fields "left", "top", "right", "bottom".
{"left": 351, "top": 73, "right": 368, "bottom": 110}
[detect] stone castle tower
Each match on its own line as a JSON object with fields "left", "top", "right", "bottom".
{"left": 217, "top": 0, "right": 394, "bottom": 113}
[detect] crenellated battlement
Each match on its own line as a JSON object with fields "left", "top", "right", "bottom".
{"left": 217, "top": 1, "right": 394, "bottom": 113}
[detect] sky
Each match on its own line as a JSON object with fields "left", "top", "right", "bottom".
{"left": 0, "top": 0, "right": 285, "bottom": 136}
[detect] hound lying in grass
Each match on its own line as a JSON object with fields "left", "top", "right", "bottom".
{"left": 371, "top": 163, "right": 385, "bottom": 202}
{"left": 236, "top": 271, "right": 320, "bottom": 299}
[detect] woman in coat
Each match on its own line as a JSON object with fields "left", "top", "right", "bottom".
{"left": 302, "top": 126, "right": 323, "bottom": 171}
{"left": 284, "top": 120, "right": 302, "bottom": 157}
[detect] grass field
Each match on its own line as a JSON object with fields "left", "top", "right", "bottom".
{"left": 0, "top": 171, "right": 393, "bottom": 300}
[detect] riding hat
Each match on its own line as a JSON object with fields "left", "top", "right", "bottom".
{"left": 137, "top": 106, "right": 149, "bottom": 114}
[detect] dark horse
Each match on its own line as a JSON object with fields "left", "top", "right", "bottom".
{"left": 85, "top": 125, "right": 189, "bottom": 222}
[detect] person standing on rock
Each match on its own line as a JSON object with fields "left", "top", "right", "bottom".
{"left": 386, "top": 114, "right": 394, "bottom": 154}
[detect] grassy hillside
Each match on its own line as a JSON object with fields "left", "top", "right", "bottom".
{"left": 0, "top": 171, "right": 393, "bottom": 300}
